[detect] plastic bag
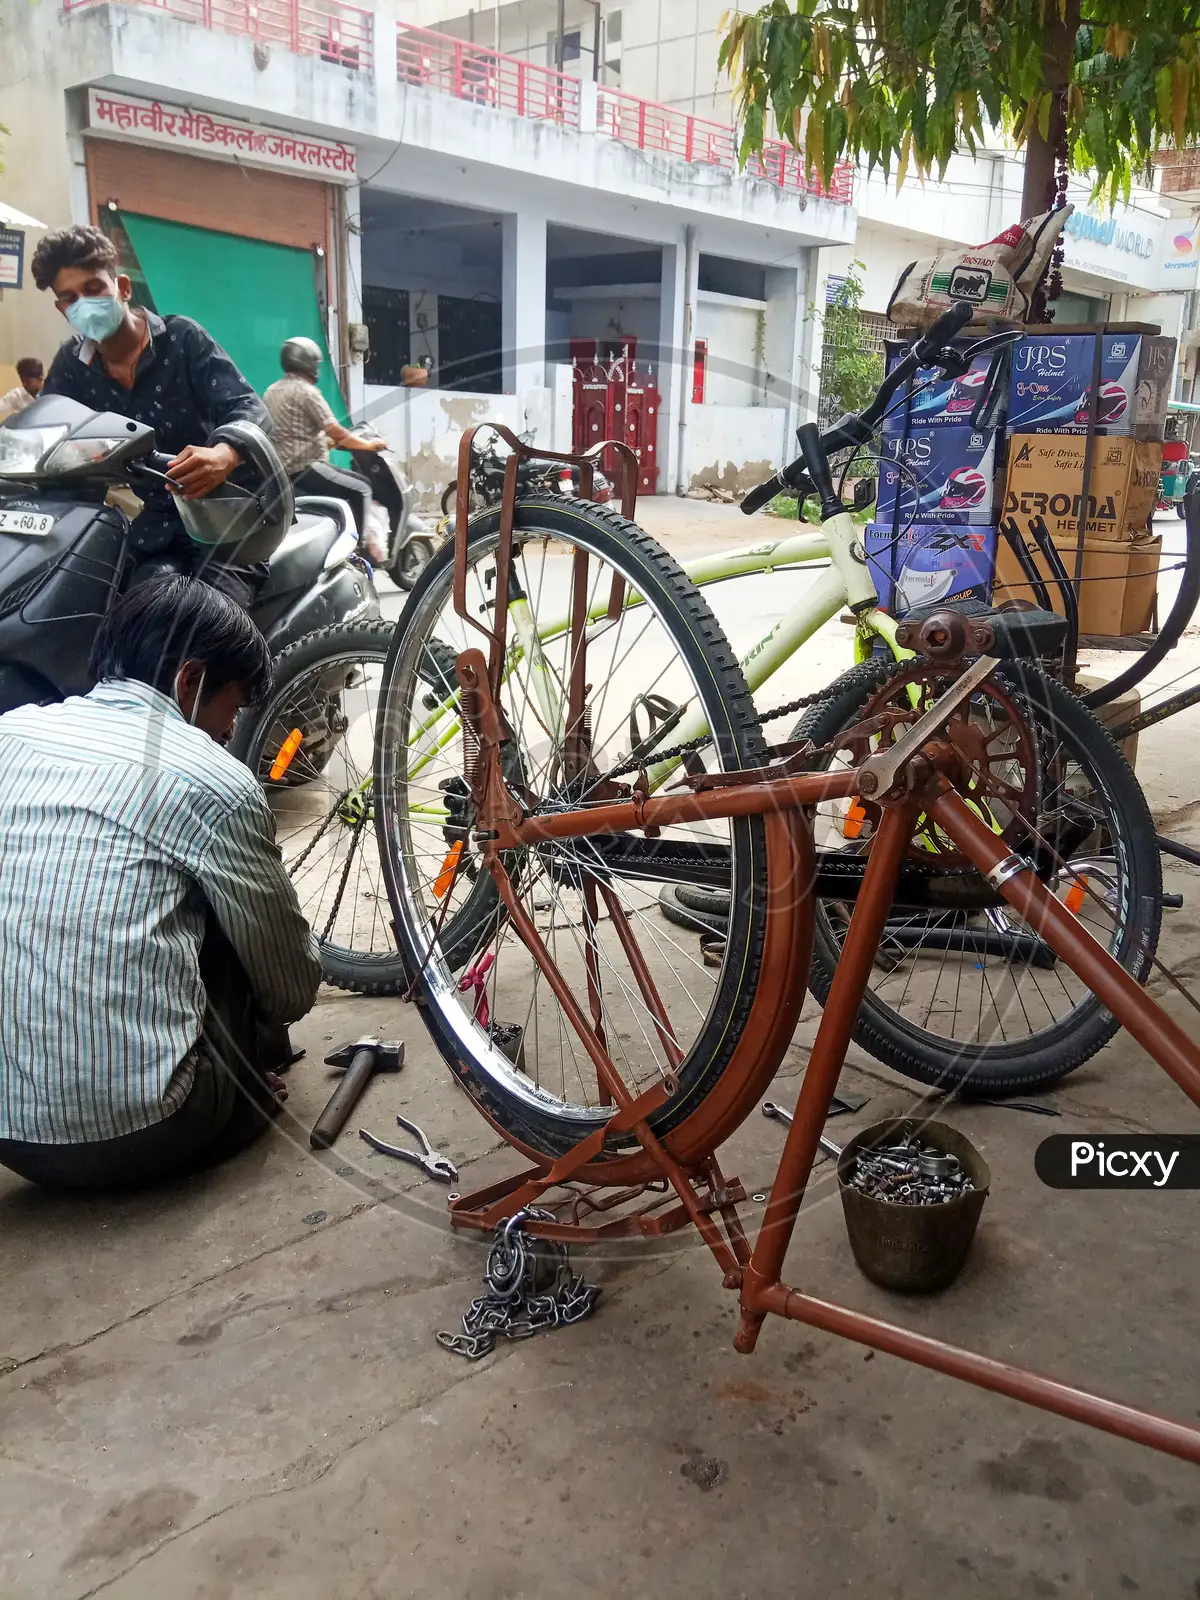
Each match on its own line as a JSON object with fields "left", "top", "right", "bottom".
{"left": 363, "top": 500, "right": 390, "bottom": 567}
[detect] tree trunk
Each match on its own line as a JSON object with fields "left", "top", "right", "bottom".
{"left": 1020, "top": 0, "right": 1080, "bottom": 218}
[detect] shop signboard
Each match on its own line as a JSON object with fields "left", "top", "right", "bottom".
{"left": 1061, "top": 195, "right": 1198, "bottom": 292}
{"left": 85, "top": 90, "right": 357, "bottom": 183}
{"left": 0, "top": 228, "right": 24, "bottom": 290}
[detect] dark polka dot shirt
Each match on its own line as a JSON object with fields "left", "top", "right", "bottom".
{"left": 44, "top": 311, "right": 270, "bottom": 546}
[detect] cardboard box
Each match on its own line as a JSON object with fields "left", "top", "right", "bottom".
{"left": 1076, "top": 672, "right": 1142, "bottom": 770}
{"left": 1003, "top": 432, "right": 1161, "bottom": 542}
{"left": 876, "top": 425, "right": 1000, "bottom": 525}
{"left": 883, "top": 339, "right": 1006, "bottom": 433}
{"left": 993, "top": 530, "right": 1161, "bottom": 636}
{"left": 1008, "top": 332, "right": 1175, "bottom": 436}
{"left": 865, "top": 521, "right": 996, "bottom": 615}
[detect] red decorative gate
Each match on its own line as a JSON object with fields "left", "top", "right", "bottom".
{"left": 571, "top": 338, "right": 660, "bottom": 495}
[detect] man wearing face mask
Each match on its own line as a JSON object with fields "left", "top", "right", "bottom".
{"left": 32, "top": 225, "right": 272, "bottom": 603}
{"left": 0, "top": 577, "right": 322, "bottom": 1192}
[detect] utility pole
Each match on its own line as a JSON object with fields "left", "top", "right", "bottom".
{"left": 555, "top": 0, "right": 565, "bottom": 70}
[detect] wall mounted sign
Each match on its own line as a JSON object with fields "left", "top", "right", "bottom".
{"left": 85, "top": 89, "right": 357, "bottom": 183}
{"left": 0, "top": 228, "right": 25, "bottom": 290}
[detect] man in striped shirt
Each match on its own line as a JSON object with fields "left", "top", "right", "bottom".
{"left": 0, "top": 578, "right": 323, "bottom": 1191}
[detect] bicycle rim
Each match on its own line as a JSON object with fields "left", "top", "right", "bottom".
{"left": 375, "top": 499, "right": 771, "bottom": 1155}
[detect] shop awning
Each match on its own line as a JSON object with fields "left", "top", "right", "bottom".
{"left": 120, "top": 212, "right": 348, "bottom": 423}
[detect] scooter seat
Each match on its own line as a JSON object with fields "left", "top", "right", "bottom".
{"left": 902, "top": 596, "right": 1069, "bottom": 660}
{"left": 259, "top": 512, "right": 343, "bottom": 601}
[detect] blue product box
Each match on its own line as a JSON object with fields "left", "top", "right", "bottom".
{"left": 864, "top": 522, "right": 997, "bottom": 616}
{"left": 883, "top": 340, "right": 1003, "bottom": 433}
{"left": 876, "top": 425, "right": 999, "bottom": 525}
{"left": 1008, "top": 332, "right": 1175, "bottom": 435}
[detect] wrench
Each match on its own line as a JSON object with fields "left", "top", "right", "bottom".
{"left": 359, "top": 1114, "right": 459, "bottom": 1183}
{"left": 761, "top": 1100, "right": 843, "bottom": 1161}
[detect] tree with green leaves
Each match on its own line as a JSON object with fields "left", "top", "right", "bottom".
{"left": 719, "top": 1, "right": 1200, "bottom": 216}
{"left": 817, "top": 260, "right": 883, "bottom": 418}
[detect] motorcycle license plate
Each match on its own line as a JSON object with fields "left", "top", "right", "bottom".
{"left": 0, "top": 508, "right": 55, "bottom": 537}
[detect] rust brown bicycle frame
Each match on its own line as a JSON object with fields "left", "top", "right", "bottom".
{"left": 441, "top": 436, "right": 1200, "bottom": 1465}
{"left": 470, "top": 709, "right": 1200, "bottom": 1466}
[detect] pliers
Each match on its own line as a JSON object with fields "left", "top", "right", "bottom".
{"left": 359, "top": 1115, "right": 459, "bottom": 1183}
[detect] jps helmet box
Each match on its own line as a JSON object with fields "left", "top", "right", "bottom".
{"left": 1008, "top": 334, "right": 1175, "bottom": 436}
{"left": 876, "top": 426, "right": 1000, "bottom": 525}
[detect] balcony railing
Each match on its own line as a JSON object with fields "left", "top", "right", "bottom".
{"left": 396, "top": 24, "right": 581, "bottom": 128}
{"left": 397, "top": 24, "right": 853, "bottom": 205}
{"left": 596, "top": 84, "right": 854, "bottom": 203}
{"left": 62, "top": 0, "right": 374, "bottom": 74}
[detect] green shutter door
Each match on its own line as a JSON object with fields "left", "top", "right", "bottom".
{"left": 119, "top": 212, "right": 349, "bottom": 424}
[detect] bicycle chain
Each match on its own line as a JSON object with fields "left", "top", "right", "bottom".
{"left": 435, "top": 1208, "right": 601, "bottom": 1360}
{"left": 285, "top": 789, "right": 351, "bottom": 878}
{"left": 601, "top": 682, "right": 867, "bottom": 784}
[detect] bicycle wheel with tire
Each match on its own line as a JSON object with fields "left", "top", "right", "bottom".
{"left": 390, "top": 534, "right": 437, "bottom": 591}
{"left": 232, "top": 619, "right": 425, "bottom": 996}
{"left": 793, "top": 657, "right": 1162, "bottom": 1095}
{"left": 374, "top": 494, "right": 776, "bottom": 1163}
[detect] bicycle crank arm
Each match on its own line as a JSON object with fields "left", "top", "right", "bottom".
{"left": 857, "top": 654, "right": 1000, "bottom": 799}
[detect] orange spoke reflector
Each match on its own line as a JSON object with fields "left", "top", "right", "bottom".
{"left": 434, "top": 840, "right": 464, "bottom": 898}
{"left": 269, "top": 728, "right": 303, "bottom": 781}
{"left": 842, "top": 798, "right": 866, "bottom": 840}
{"left": 1065, "top": 876, "right": 1088, "bottom": 915}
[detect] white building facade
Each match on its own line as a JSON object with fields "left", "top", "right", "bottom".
{"left": 0, "top": 0, "right": 856, "bottom": 502}
{"left": 3, "top": 0, "right": 1192, "bottom": 505}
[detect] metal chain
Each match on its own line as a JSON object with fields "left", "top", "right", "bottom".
{"left": 436, "top": 1208, "right": 601, "bottom": 1361}
{"left": 601, "top": 680, "right": 878, "bottom": 784}
{"left": 285, "top": 789, "right": 351, "bottom": 878}
{"left": 318, "top": 791, "right": 370, "bottom": 942}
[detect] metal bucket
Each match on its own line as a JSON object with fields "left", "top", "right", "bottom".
{"left": 836, "top": 1117, "right": 990, "bottom": 1293}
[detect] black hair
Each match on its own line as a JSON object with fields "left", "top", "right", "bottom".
{"left": 30, "top": 225, "right": 120, "bottom": 293}
{"left": 89, "top": 576, "right": 273, "bottom": 706}
{"left": 16, "top": 357, "right": 43, "bottom": 381}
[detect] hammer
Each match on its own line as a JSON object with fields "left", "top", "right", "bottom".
{"left": 310, "top": 1038, "right": 404, "bottom": 1149}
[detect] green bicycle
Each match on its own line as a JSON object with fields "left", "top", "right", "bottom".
{"left": 249, "top": 315, "right": 1162, "bottom": 1095}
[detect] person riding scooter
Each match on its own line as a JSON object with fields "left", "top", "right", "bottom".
{"left": 262, "top": 337, "right": 383, "bottom": 544}
{"left": 32, "top": 225, "right": 271, "bottom": 606}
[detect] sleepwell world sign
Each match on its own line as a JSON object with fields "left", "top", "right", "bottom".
{"left": 1062, "top": 196, "right": 1198, "bottom": 291}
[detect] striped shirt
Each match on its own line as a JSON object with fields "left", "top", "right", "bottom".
{"left": 0, "top": 678, "right": 322, "bottom": 1144}
{"left": 262, "top": 374, "right": 336, "bottom": 474}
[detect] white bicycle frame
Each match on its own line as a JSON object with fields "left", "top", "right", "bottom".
{"left": 408, "top": 508, "right": 912, "bottom": 799}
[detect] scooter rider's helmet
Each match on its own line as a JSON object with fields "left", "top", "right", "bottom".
{"left": 280, "top": 336, "right": 323, "bottom": 380}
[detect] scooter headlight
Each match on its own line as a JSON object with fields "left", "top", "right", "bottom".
{"left": 0, "top": 425, "right": 68, "bottom": 476}
{"left": 39, "top": 436, "right": 129, "bottom": 475}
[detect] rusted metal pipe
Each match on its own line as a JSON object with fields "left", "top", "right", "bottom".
{"left": 929, "top": 784, "right": 1200, "bottom": 1111}
{"left": 736, "top": 799, "right": 920, "bottom": 1353}
{"left": 509, "top": 770, "right": 857, "bottom": 844}
{"left": 747, "top": 1280, "right": 1200, "bottom": 1466}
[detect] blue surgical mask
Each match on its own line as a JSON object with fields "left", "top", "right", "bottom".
{"left": 64, "top": 295, "right": 127, "bottom": 343}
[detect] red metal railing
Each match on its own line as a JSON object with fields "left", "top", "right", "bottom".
{"left": 596, "top": 84, "right": 854, "bottom": 203}
{"left": 62, "top": 0, "right": 374, "bottom": 74}
{"left": 396, "top": 24, "right": 581, "bottom": 129}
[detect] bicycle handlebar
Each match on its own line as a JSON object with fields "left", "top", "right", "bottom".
{"left": 740, "top": 300, "right": 1003, "bottom": 517}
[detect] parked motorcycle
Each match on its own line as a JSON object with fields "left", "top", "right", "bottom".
{"left": 347, "top": 429, "right": 440, "bottom": 589}
{"left": 439, "top": 429, "right": 613, "bottom": 520}
{"left": 0, "top": 393, "right": 379, "bottom": 725}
